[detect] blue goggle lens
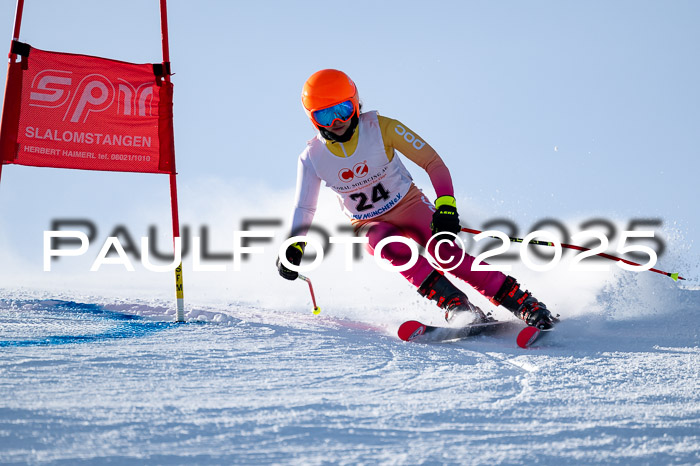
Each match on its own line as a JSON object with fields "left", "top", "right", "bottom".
{"left": 312, "top": 100, "right": 355, "bottom": 127}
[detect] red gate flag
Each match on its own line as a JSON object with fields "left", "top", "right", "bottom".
{"left": 1, "top": 42, "right": 175, "bottom": 174}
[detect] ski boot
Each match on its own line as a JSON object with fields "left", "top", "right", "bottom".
{"left": 417, "top": 270, "right": 488, "bottom": 323}
{"left": 490, "top": 276, "right": 554, "bottom": 329}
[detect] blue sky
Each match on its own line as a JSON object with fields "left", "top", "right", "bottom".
{"left": 1, "top": 0, "right": 698, "bottom": 289}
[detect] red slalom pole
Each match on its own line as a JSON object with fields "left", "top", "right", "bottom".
{"left": 159, "top": 0, "right": 184, "bottom": 321}
{"left": 1, "top": 0, "right": 25, "bottom": 186}
{"left": 11, "top": 0, "right": 24, "bottom": 42}
{"left": 159, "top": 0, "right": 171, "bottom": 68}
{"left": 461, "top": 227, "right": 685, "bottom": 281}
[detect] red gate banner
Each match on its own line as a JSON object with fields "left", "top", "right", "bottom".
{"left": 1, "top": 43, "right": 174, "bottom": 174}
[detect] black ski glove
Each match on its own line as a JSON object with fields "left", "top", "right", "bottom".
{"left": 430, "top": 195, "right": 461, "bottom": 237}
{"left": 276, "top": 242, "right": 305, "bottom": 280}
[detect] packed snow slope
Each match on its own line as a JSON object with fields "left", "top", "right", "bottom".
{"left": 0, "top": 269, "right": 698, "bottom": 465}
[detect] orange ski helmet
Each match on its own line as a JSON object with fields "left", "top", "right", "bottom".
{"left": 301, "top": 69, "right": 359, "bottom": 127}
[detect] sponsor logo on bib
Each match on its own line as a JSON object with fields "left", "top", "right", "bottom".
{"left": 338, "top": 162, "right": 369, "bottom": 182}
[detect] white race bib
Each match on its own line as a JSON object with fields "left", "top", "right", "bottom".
{"left": 305, "top": 111, "right": 412, "bottom": 220}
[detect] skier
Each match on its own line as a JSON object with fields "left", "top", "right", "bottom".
{"left": 277, "top": 69, "right": 554, "bottom": 329}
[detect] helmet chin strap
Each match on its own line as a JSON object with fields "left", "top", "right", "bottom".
{"left": 318, "top": 114, "right": 359, "bottom": 143}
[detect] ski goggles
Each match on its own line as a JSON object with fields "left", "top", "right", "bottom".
{"left": 312, "top": 100, "right": 356, "bottom": 127}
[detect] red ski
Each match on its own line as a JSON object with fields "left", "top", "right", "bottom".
{"left": 397, "top": 319, "right": 509, "bottom": 343}
{"left": 398, "top": 319, "right": 553, "bottom": 347}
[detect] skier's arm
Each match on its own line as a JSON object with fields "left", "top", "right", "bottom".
{"left": 289, "top": 153, "right": 321, "bottom": 238}
{"left": 379, "top": 115, "right": 461, "bottom": 236}
{"left": 278, "top": 154, "right": 320, "bottom": 281}
{"left": 378, "top": 115, "right": 454, "bottom": 199}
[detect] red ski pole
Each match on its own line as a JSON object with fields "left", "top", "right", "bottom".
{"left": 298, "top": 274, "right": 321, "bottom": 315}
{"left": 461, "top": 227, "right": 685, "bottom": 281}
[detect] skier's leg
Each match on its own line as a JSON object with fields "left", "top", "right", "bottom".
{"left": 362, "top": 221, "right": 486, "bottom": 322}
{"left": 371, "top": 187, "right": 553, "bottom": 326}
{"left": 418, "top": 217, "right": 554, "bottom": 327}
{"left": 361, "top": 220, "right": 432, "bottom": 286}
{"left": 389, "top": 189, "right": 506, "bottom": 298}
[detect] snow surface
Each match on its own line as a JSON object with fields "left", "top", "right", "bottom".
{"left": 1, "top": 271, "right": 698, "bottom": 465}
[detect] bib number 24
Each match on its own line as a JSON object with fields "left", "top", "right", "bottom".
{"left": 350, "top": 183, "right": 390, "bottom": 212}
